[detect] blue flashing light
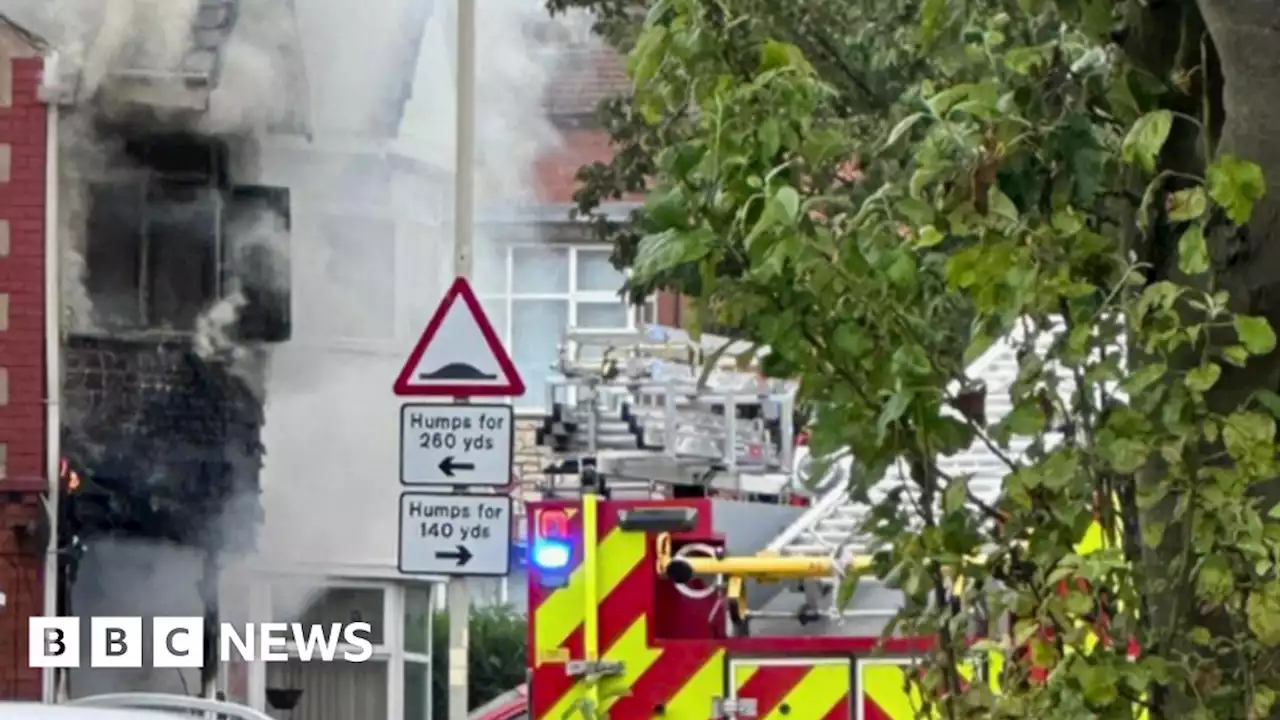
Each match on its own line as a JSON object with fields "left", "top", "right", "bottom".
{"left": 532, "top": 539, "right": 571, "bottom": 571}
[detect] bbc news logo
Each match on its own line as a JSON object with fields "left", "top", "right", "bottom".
{"left": 29, "top": 617, "right": 374, "bottom": 668}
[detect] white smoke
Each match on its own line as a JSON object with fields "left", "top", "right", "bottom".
{"left": 14, "top": 0, "right": 606, "bottom": 695}
{"left": 248, "top": 0, "right": 590, "bottom": 585}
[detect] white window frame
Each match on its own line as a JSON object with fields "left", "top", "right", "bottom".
{"left": 243, "top": 578, "right": 442, "bottom": 720}
{"left": 479, "top": 243, "right": 647, "bottom": 415}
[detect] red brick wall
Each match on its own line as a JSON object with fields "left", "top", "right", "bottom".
{"left": 0, "top": 38, "right": 48, "bottom": 701}
{"left": 534, "top": 128, "right": 616, "bottom": 203}
{"left": 536, "top": 127, "right": 687, "bottom": 325}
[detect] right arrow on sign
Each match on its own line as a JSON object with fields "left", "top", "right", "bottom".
{"left": 438, "top": 456, "right": 475, "bottom": 477}
{"left": 435, "top": 544, "right": 473, "bottom": 566}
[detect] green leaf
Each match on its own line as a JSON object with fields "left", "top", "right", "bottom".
{"left": 913, "top": 225, "right": 945, "bottom": 248}
{"left": 628, "top": 26, "right": 670, "bottom": 87}
{"left": 897, "top": 197, "right": 934, "bottom": 226}
{"left": 746, "top": 187, "right": 801, "bottom": 248}
{"left": 1004, "top": 46, "right": 1048, "bottom": 74}
{"left": 1167, "top": 187, "right": 1207, "bottom": 221}
{"left": 1185, "top": 362, "right": 1221, "bottom": 392}
{"left": 878, "top": 390, "right": 914, "bottom": 431}
{"left": 1051, "top": 209, "right": 1083, "bottom": 235}
{"left": 1196, "top": 554, "right": 1233, "bottom": 603}
{"left": 1253, "top": 688, "right": 1278, "bottom": 720}
{"left": 1254, "top": 389, "right": 1280, "bottom": 417}
{"left": 1189, "top": 627, "right": 1212, "bottom": 646}
{"left": 943, "top": 479, "right": 967, "bottom": 515}
{"left": 1077, "top": 663, "right": 1119, "bottom": 705}
{"left": 927, "top": 85, "right": 971, "bottom": 116}
{"left": 988, "top": 188, "right": 1019, "bottom": 222}
{"left": 1176, "top": 223, "right": 1209, "bottom": 274}
{"left": 1223, "top": 411, "right": 1276, "bottom": 453}
{"left": 1207, "top": 154, "right": 1266, "bottom": 224}
{"left": 1121, "top": 110, "right": 1172, "bottom": 172}
{"left": 1100, "top": 437, "right": 1149, "bottom": 473}
{"left": 758, "top": 120, "right": 781, "bottom": 162}
{"left": 631, "top": 228, "right": 713, "bottom": 283}
{"left": 1248, "top": 584, "right": 1280, "bottom": 645}
{"left": 1123, "top": 363, "right": 1167, "bottom": 395}
{"left": 835, "top": 567, "right": 866, "bottom": 610}
{"left": 883, "top": 112, "right": 929, "bottom": 150}
{"left": 1234, "top": 315, "right": 1277, "bottom": 355}
{"left": 644, "top": 186, "right": 689, "bottom": 230}
{"left": 760, "top": 40, "right": 808, "bottom": 72}
{"left": 919, "top": 0, "right": 948, "bottom": 48}
{"left": 1004, "top": 402, "right": 1046, "bottom": 434}
{"left": 1079, "top": 0, "right": 1113, "bottom": 39}
{"left": 774, "top": 186, "right": 800, "bottom": 220}
{"left": 1142, "top": 521, "right": 1165, "bottom": 549}
{"left": 1222, "top": 345, "right": 1249, "bottom": 367}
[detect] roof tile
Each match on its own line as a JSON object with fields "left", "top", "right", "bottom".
{"left": 544, "top": 45, "right": 630, "bottom": 120}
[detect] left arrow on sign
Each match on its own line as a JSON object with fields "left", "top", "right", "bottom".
{"left": 438, "top": 456, "right": 475, "bottom": 477}
{"left": 435, "top": 545, "right": 473, "bottom": 566}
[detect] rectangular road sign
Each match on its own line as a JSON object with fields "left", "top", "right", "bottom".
{"left": 399, "top": 403, "right": 513, "bottom": 486}
{"left": 398, "top": 493, "right": 512, "bottom": 577}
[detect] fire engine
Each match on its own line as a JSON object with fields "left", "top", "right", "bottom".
{"left": 518, "top": 323, "right": 1121, "bottom": 720}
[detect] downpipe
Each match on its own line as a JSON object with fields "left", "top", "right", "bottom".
{"left": 39, "top": 54, "right": 62, "bottom": 704}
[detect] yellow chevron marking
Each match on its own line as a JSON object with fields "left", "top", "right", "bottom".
{"left": 543, "top": 615, "right": 662, "bottom": 720}
{"left": 601, "top": 616, "right": 664, "bottom": 713}
{"left": 665, "top": 650, "right": 725, "bottom": 719}
{"left": 763, "top": 663, "right": 850, "bottom": 720}
{"left": 862, "top": 662, "right": 926, "bottom": 720}
{"left": 533, "top": 525, "right": 646, "bottom": 661}
{"left": 734, "top": 663, "right": 759, "bottom": 690}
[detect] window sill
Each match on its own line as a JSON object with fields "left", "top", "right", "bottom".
{"left": 67, "top": 327, "right": 199, "bottom": 342}
{"left": 513, "top": 406, "right": 550, "bottom": 420}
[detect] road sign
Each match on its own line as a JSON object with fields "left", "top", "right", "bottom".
{"left": 398, "top": 493, "right": 512, "bottom": 576}
{"left": 400, "top": 403, "right": 513, "bottom": 486}
{"left": 394, "top": 277, "right": 525, "bottom": 397}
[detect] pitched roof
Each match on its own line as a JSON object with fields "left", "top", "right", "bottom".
{"left": 0, "top": 12, "right": 48, "bottom": 50}
{"left": 544, "top": 45, "right": 629, "bottom": 122}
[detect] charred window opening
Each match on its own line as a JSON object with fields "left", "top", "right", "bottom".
{"left": 123, "top": 133, "right": 230, "bottom": 186}
{"left": 83, "top": 131, "right": 291, "bottom": 341}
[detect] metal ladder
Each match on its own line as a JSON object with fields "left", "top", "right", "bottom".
{"left": 531, "top": 324, "right": 805, "bottom": 499}
{"left": 763, "top": 320, "right": 1085, "bottom": 619}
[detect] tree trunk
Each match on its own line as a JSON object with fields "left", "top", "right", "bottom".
{"left": 1142, "top": 3, "right": 1280, "bottom": 717}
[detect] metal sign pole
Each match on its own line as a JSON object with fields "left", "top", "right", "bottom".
{"left": 449, "top": 0, "right": 477, "bottom": 718}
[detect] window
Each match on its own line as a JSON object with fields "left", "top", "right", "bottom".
{"left": 476, "top": 242, "right": 643, "bottom": 410}
{"left": 81, "top": 133, "right": 292, "bottom": 341}
{"left": 403, "top": 586, "right": 433, "bottom": 655}
{"left": 297, "top": 587, "right": 386, "bottom": 645}
{"left": 402, "top": 587, "right": 434, "bottom": 719}
{"left": 265, "top": 656, "right": 389, "bottom": 720}
{"left": 85, "top": 180, "right": 220, "bottom": 330}
{"left": 404, "top": 659, "right": 431, "bottom": 720}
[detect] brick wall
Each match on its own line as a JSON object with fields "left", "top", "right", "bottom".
{"left": 534, "top": 128, "right": 616, "bottom": 204}
{"left": 0, "top": 27, "right": 48, "bottom": 701}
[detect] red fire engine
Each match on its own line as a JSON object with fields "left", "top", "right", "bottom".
{"left": 516, "top": 325, "right": 1126, "bottom": 720}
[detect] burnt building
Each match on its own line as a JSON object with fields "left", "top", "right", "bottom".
{"left": 4, "top": 0, "right": 304, "bottom": 701}
{"left": 0, "top": 14, "right": 54, "bottom": 702}
{"left": 0, "top": 0, "right": 654, "bottom": 714}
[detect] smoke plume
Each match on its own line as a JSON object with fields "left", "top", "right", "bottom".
{"left": 22, "top": 0, "right": 602, "bottom": 697}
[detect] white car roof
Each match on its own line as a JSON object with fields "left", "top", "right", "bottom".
{"left": 3, "top": 705, "right": 182, "bottom": 719}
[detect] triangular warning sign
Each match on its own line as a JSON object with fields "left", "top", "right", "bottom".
{"left": 394, "top": 277, "right": 526, "bottom": 397}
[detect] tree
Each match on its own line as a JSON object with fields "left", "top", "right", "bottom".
{"left": 548, "top": 0, "right": 1280, "bottom": 717}
{"left": 431, "top": 607, "right": 527, "bottom": 718}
